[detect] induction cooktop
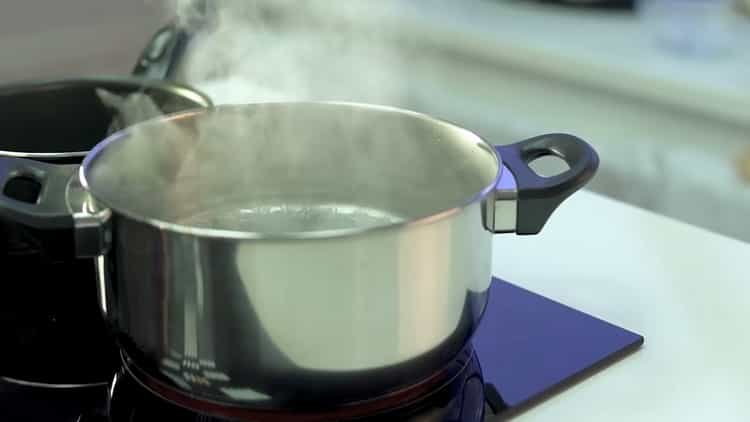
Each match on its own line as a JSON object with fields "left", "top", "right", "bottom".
{"left": 0, "top": 277, "right": 643, "bottom": 421}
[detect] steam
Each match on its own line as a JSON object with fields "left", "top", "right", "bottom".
{"left": 96, "top": 89, "right": 165, "bottom": 134}
{"left": 166, "top": 0, "right": 407, "bottom": 105}
{"left": 94, "top": 0, "right": 421, "bottom": 230}
{"left": 89, "top": 0, "right": 492, "bottom": 234}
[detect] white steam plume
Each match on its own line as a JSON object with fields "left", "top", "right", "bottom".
{"left": 165, "top": 0, "right": 408, "bottom": 105}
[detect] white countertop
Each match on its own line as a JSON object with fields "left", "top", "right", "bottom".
{"left": 490, "top": 190, "right": 750, "bottom": 420}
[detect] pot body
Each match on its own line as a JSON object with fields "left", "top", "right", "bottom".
{"left": 0, "top": 102, "right": 599, "bottom": 406}
{"left": 73, "top": 103, "right": 597, "bottom": 406}
{"left": 67, "top": 102, "right": 502, "bottom": 406}
{"left": 98, "top": 201, "right": 493, "bottom": 406}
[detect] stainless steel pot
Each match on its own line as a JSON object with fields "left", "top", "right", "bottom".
{"left": 0, "top": 102, "right": 598, "bottom": 407}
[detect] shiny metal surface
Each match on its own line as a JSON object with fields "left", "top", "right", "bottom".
{"left": 80, "top": 102, "right": 508, "bottom": 405}
{"left": 67, "top": 173, "right": 113, "bottom": 258}
{"left": 484, "top": 165, "right": 518, "bottom": 233}
{"left": 101, "top": 208, "right": 492, "bottom": 405}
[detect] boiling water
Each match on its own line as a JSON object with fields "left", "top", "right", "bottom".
{"left": 179, "top": 203, "right": 406, "bottom": 234}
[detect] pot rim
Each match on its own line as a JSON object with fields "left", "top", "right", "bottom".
{"left": 0, "top": 76, "right": 212, "bottom": 158}
{"left": 79, "top": 101, "right": 504, "bottom": 240}
{"left": 0, "top": 375, "right": 109, "bottom": 389}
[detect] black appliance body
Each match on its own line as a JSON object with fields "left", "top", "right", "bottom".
{"left": 0, "top": 76, "right": 211, "bottom": 387}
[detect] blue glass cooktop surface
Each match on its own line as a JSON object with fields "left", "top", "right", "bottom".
{"left": 475, "top": 278, "right": 643, "bottom": 417}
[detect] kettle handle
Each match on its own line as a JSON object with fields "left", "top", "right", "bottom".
{"left": 132, "top": 1, "right": 217, "bottom": 80}
{"left": 131, "top": 23, "right": 191, "bottom": 80}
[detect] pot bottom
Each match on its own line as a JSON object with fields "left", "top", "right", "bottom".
{"left": 115, "top": 345, "right": 484, "bottom": 422}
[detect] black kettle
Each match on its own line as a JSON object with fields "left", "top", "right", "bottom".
{"left": 0, "top": 21, "right": 211, "bottom": 388}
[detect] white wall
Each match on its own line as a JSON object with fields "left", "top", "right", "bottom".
{"left": 0, "top": 0, "right": 168, "bottom": 82}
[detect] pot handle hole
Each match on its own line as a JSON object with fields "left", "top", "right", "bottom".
{"left": 493, "top": 133, "right": 599, "bottom": 235}
{"left": 0, "top": 157, "right": 79, "bottom": 257}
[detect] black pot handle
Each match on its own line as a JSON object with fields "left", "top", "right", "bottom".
{"left": 495, "top": 133, "right": 599, "bottom": 235}
{"left": 132, "top": 1, "right": 216, "bottom": 80}
{"left": 0, "top": 156, "right": 77, "bottom": 231}
{"left": 132, "top": 23, "right": 190, "bottom": 80}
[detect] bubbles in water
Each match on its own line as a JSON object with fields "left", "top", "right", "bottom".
{"left": 179, "top": 203, "right": 405, "bottom": 234}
